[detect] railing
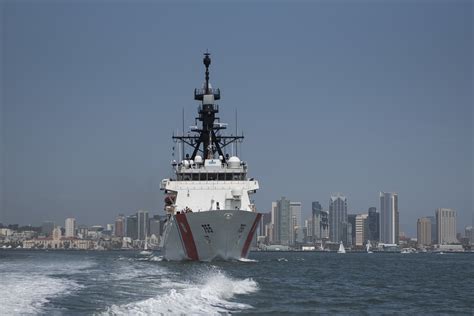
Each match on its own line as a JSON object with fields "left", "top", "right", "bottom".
{"left": 198, "top": 104, "right": 219, "bottom": 114}
{"left": 194, "top": 88, "right": 221, "bottom": 100}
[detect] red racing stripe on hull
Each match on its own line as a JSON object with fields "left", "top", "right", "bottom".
{"left": 175, "top": 214, "right": 199, "bottom": 260}
{"left": 241, "top": 213, "right": 262, "bottom": 258}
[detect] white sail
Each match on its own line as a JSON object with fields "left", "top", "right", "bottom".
{"left": 366, "top": 240, "right": 372, "bottom": 253}
{"left": 337, "top": 241, "right": 346, "bottom": 254}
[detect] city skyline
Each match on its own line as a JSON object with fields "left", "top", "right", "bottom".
{"left": 1, "top": 2, "right": 472, "bottom": 237}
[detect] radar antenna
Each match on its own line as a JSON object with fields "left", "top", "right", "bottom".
{"left": 172, "top": 53, "right": 243, "bottom": 162}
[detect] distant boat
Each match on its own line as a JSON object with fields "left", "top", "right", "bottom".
{"left": 366, "top": 240, "right": 373, "bottom": 254}
{"left": 139, "top": 234, "right": 152, "bottom": 256}
{"left": 337, "top": 241, "right": 346, "bottom": 254}
{"left": 401, "top": 248, "right": 417, "bottom": 254}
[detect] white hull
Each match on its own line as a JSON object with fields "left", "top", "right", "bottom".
{"left": 161, "top": 210, "right": 261, "bottom": 261}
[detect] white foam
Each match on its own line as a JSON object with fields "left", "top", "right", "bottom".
{"left": 0, "top": 273, "right": 81, "bottom": 315}
{"left": 104, "top": 268, "right": 259, "bottom": 315}
{"left": 0, "top": 258, "right": 91, "bottom": 315}
{"left": 238, "top": 257, "right": 258, "bottom": 263}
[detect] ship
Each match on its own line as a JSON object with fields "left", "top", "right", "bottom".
{"left": 159, "top": 53, "right": 261, "bottom": 261}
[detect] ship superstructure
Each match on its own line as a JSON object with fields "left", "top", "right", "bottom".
{"left": 159, "top": 53, "right": 261, "bottom": 261}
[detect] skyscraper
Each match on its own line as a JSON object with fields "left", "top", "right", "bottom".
{"left": 329, "top": 193, "right": 348, "bottom": 244}
{"left": 126, "top": 215, "right": 138, "bottom": 240}
{"left": 258, "top": 212, "right": 271, "bottom": 239}
{"left": 347, "top": 214, "right": 357, "bottom": 246}
{"left": 427, "top": 216, "right": 437, "bottom": 244}
{"left": 355, "top": 214, "right": 369, "bottom": 246}
{"left": 114, "top": 214, "right": 125, "bottom": 237}
{"left": 289, "top": 202, "right": 302, "bottom": 245}
{"left": 379, "top": 192, "right": 399, "bottom": 244}
{"left": 417, "top": 217, "right": 432, "bottom": 246}
{"left": 436, "top": 208, "right": 457, "bottom": 244}
{"left": 65, "top": 218, "right": 76, "bottom": 237}
{"left": 137, "top": 210, "right": 149, "bottom": 240}
{"left": 149, "top": 217, "right": 161, "bottom": 237}
{"left": 270, "top": 202, "right": 278, "bottom": 244}
{"left": 367, "top": 207, "right": 379, "bottom": 242}
{"left": 320, "top": 210, "right": 329, "bottom": 240}
{"left": 272, "top": 197, "right": 291, "bottom": 245}
{"left": 311, "top": 201, "right": 322, "bottom": 241}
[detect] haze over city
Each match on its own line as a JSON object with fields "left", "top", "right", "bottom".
{"left": 1, "top": 1, "right": 472, "bottom": 236}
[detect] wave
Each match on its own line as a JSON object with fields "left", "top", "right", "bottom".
{"left": 238, "top": 257, "right": 258, "bottom": 263}
{"left": 0, "top": 258, "right": 92, "bottom": 315}
{"left": 0, "top": 273, "right": 81, "bottom": 315}
{"left": 104, "top": 268, "right": 259, "bottom": 315}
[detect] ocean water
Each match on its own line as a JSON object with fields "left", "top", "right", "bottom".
{"left": 0, "top": 250, "right": 473, "bottom": 315}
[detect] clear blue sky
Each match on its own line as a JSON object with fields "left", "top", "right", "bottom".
{"left": 1, "top": 1, "right": 472, "bottom": 236}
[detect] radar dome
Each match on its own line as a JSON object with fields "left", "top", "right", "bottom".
{"left": 228, "top": 156, "right": 241, "bottom": 168}
{"left": 194, "top": 155, "right": 203, "bottom": 164}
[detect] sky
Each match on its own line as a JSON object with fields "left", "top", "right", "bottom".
{"left": 1, "top": 0, "right": 472, "bottom": 236}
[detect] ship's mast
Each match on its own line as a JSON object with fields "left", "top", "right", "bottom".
{"left": 172, "top": 53, "right": 243, "bottom": 162}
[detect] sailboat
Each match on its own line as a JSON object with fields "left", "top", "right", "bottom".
{"left": 366, "top": 240, "right": 373, "bottom": 254}
{"left": 139, "top": 227, "right": 153, "bottom": 256}
{"left": 337, "top": 241, "right": 346, "bottom": 254}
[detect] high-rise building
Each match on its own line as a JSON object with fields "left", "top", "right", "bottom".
{"left": 258, "top": 212, "right": 272, "bottom": 238}
{"left": 465, "top": 226, "right": 473, "bottom": 244}
{"left": 379, "top": 192, "right": 399, "bottom": 244}
{"left": 305, "top": 218, "right": 313, "bottom": 240}
{"left": 114, "top": 214, "right": 126, "bottom": 237}
{"left": 65, "top": 218, "right": 76, "bottom": 237}
{"left": 367, "top": 207, "right": 379, "bottom": 242}
{"left": 137, "top": 210, "right": 149, "bottom": 240}
{"left": 427, "top": 216, "right": 437, "bottom": 244}
{"left": 311, "top": 202, "right": 322, "bottom": 241}
{"left": 436, "top": 208, "right": 457, "bottom": 244}
{"left": 149, "top": 217, "right": 161, "bottom": 237}
{"left": 289, "top": 202, "right": 302, "bottom": 245}
{"left": 417, "top": 217, "right": 432, "bottom": 246}
{"left": 320, "top": 210, "right": 329, "bottom": 239}
{"left": 355, "top": 214, "right": 369, "bottom": 246}
{"left": 272, "top": 197, "right": 291, "bottom": 245}
{"left": 126, "top": 215, "right": 138, "bottom": 240}
{"left": 347, "top": 214, "right": 357, "bottom": 246}
{"left": 329, "top": 193, "right": 348, "bottom": 244}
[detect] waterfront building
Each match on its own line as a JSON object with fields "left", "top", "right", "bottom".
{"left": 65, "top": 218, "right": 76, "bottom": 238}
{"left": 436, "top": 208, "right": 457, "bottom": 244}
{"left": 106, "top": 224, "right": 114, "bottom": 232}
{"left": 137, "top": 210, "right": 149, "bottom": 240}
{"left": 355, "top": 214, "right": 369, "bottom": 246}
{"left": 417, "top": 217, "right": 432, "bottom": 246}
{"left": 427, "top": 216, "right": 437, "bottom": 244}
{"left": 114, "top": 214, "right": 125, "bottom": 237}
{"left": 348, "top": 214, "right": 357, "bottom": 246}
{"left": 289, "top": 202, "right": 302, "bottom": 245}
{"left": 367, "top": 207, "right": 379, "bottom": 242}
{"left": 311, "top": 201, "right": 322, "bottom": 242}
{"left": 149, "top": 217, "right": 161, "bottom": 237}
{"left": 258, "top": 212, "right": 271, "bottom": 239}
{"left": 380, "top": 192, "right": 399, "bottom": 244}
{"left": 272, "top": 197, "right": 291, "bottom": 245}
{"left": 329, "top": 193, "right": 348, "bottom": 244}
{"left": 320, "top": 209, "right": 329, "bottom": 239}
{"left": 466, "top": 226, "right": 473, "bottom": 244}
{"left": 305, "top": 218, "right": 313, "bottom": 240}
{"left": 23, "top": 226, "right": 95, "bottom": 250}
{"left": 126, "top": 215, "right": 138, "bottom": 240}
